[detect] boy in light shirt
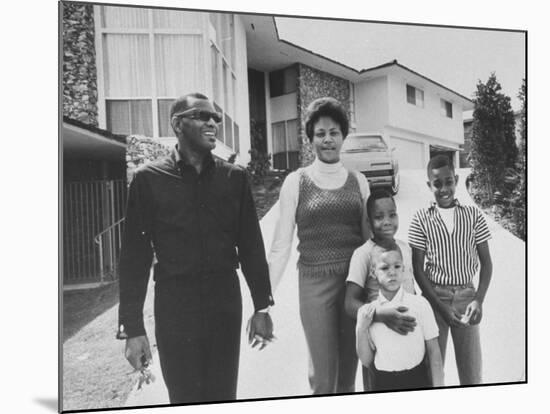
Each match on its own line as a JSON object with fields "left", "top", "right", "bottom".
{"left": 356, "top": 244, "right": 444, "bottom": 391}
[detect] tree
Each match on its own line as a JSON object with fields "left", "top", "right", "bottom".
{"left": 470, "top": 73, "right": 518, "bottom": 200}
{"left": 510, "top": 78, "right": 526, "bottom": 240}
{"left": 517, "top": 78, "right": 526, "bottom": 165}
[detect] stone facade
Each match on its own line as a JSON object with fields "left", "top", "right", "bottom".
{"left": 63, "top": 3, "right": 98, "bottom": 126}
{"left": 296, "top": 64, "right": 351, "bottom": 167}
{"left": 125, "top": 136, "right": 171, "bottom": 183}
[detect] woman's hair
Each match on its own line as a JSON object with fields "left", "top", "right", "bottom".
{"left": 366, "top": 189, "right": 396, "bottom": 223}
{"left": 304, "top": 97, "right": 349, "bottom": 142}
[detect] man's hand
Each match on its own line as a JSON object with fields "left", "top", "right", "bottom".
{"left": 247, "top": 312, "right": 274, "bottom": 350}
{"left": 377, "top": 304, "right": 417, "bottom": 335}
{"left": 125, "top": 335, "right": 153, "bottom": 371}
{"left": 439, "top": 303, "right": 463, "bottom": 327}
{"left": 463, "top": 299, "right": 483, "bottom": 325}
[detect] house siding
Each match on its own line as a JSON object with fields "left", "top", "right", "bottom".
{"left": 387, "top": 74, "right": 464, "bottom": 146}
{"left": 297, "top": 64, "right": 351, "bottom": 167}
{"left": 354, "top": 76, "right": 389, "bottom": 132}
{"left": 62, "top": 3, "right": 99, "bottom": 126}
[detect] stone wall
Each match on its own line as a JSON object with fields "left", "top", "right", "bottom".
{"left": 296, "top": 64, "right": 351, "bottom": 167}
{"left": 126, "top": 136, "right": 171, "bottom": 183}
{"left": 63, "top": 3, "right": 98, "bottom": 126}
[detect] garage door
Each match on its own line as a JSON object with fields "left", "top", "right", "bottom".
{"left": 390, "top": 136, "right": 424, "bottom": 170}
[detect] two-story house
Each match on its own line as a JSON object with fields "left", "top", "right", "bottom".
{"left": 350, "top": 61, "right": 473, "bottom": 169}
{"left": 64, "top": 4, "right": 473, "bottom": 170}
{"left": 62, "top": 3, "right": 473, "bottom": 285}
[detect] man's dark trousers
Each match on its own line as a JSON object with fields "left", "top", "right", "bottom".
{"left": 154, "top": 269, "right": 242, "bottom": 404}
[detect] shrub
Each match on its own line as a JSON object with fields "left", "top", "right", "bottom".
{"left": 247, "top": 148, "right": 272, "bottom": 183}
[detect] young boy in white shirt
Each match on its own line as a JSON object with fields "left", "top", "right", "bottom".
{"left": 356, "top": 244, "right": 444, "bottom": 391}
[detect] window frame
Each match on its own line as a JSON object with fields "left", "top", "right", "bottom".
{"left": 95, "top": 6, "right": 208, "bottom": 138}
{"left": 272, "top": 118, "right": 299, "bottom": 171}
{"left": 406, "top": 84, "right": 425, "bottom": 108}
{"left": 440, "top": 98, "right": 453, "bottom": 118}
{"left": 269, "top": 66, "right": 298, "bottom": 98}
{"left": 208, "top": 13, "right": 239, "bottom": 152}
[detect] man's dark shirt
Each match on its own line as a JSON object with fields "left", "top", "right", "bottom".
{"left": 118, "top": 148, "right": 274, "bottom": 338}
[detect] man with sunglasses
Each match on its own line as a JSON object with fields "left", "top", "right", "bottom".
{"left": 117, "top": 92, "right": 275, "bottom": 404}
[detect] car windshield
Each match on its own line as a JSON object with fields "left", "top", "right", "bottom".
{"left": 342, "top": 136, "right": 388, "bottom": 152}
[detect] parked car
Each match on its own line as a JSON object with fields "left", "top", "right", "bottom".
{"left": 340, "top": 132, "right": 400, "bottom": 194}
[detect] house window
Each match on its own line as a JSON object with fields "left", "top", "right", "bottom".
{"left": 98, "top": 6, "right": 207, "bottom": 138}
{"left": 441, "top": 99, "right": 453, "bottom": 118}
{"left": 106, "top": 100, "right": 153, "bottom": 136}
{"left": 272, "top": 119, "right": 299, "bottom": 171}
{"left": 209, "top": 13, "right": 235, "bottom": 68}
{"left": 158, "top": 99, "right": 175, "bottom": 137}
{"left": 209, "top": 13, "right": 239, "bottom": 152}
{"left": 269, "top": 66, "right": 298, "bottom": 98}
{"left": 406, "top": 84, "right": 424, "bottom": 108}
{"left": 234, "top": 124, "right": 240, "bottom": 154}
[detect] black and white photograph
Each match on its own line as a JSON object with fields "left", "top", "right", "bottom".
{"left": 6, "top": 0, "right": 542, "bottom": 413}
{"left": 57, "top": 0, "right": 530, "bottom": 412}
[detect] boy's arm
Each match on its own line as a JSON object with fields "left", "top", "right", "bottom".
{"left": 355, "top": 172, "right": 372, "bottom": 242}
{"left": 425, "top": 338, "right": 444, "bottom": 387}
{"left": 411, "top": 247, "right": 462, "bottom": 327}
{"left": 344, "top": 282, "right": 366, "bottom": 319}
{"left": 465, "top": 241, "right": 493, "bottom": 325}
{"left": 345, "top": 282, "right": 417, "bottom": 334}
{"left": 356, "top": 304, "right": 375, "bottom": 368}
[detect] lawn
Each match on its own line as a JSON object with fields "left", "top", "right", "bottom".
{"left": 61, "top": 174, "right": 283, "bottom": 411}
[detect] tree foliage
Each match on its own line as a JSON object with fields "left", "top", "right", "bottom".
{"left": 510, "top": 78, "right": 526, "bottom": 240}
{"left": 517, "top": 78, "right": 526, "bottom": 164}
{"left": 470, "top": 73, "right": 518, "bottom": 199}
{"left": 247, "top": 118, "right": 272, "bottom": 183}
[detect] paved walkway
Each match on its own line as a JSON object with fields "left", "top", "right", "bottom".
{"left": 125, "top": 168, "right": 525, "bottom": 408}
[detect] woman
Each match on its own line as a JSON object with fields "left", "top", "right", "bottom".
{"left": 269, "top": 97, "right": 370, "bottom": 394}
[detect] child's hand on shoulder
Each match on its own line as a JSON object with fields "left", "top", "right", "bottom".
{"left": 463, "top": 300, "right": 483, "bottom": 325}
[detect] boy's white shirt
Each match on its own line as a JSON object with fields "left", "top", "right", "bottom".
{"left": 368, "top": 286, "right": 439, "bottom": 371}
{"left": 268, "top": 157, "right": 370, "bottom": 292}
{"left": 435, "top": 205, "right": 456, "bottom": 234}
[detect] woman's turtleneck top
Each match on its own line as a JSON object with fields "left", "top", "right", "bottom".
{"left": 268, "top": 157, "right": 370, "bottom": 291}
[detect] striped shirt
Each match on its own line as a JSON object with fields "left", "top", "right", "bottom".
{"left": 408, "top": 200, "right": 491, "bottom": 285}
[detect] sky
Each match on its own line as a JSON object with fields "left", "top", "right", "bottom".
{"left": 275, "top": 17, "right": 526, "bottom": 112}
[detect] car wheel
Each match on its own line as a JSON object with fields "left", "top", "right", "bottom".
{"left": 391, "top": 172, "right": 400, "bottom": 195}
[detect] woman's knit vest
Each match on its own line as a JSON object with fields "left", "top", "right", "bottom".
{"left": 295, "top": 169, "right": 363, "bottom": 277}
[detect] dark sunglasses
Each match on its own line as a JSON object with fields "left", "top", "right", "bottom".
{"left": 172, "top": 108, "right": 222, "bottom": 123}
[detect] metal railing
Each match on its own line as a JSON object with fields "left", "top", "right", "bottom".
{"left": 63, "top": 179, "right": 127, "bottom": 285}
{"left": 94, "top": 217, "right": 125, "bottom": 283}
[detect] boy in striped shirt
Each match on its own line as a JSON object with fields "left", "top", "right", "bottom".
{"left": 409, "top": 155, "right": 492, "bottom": 385}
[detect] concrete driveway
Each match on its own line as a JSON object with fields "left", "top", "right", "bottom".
{"left": 125, "top": 168, "right": 525, "bottom": 407}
